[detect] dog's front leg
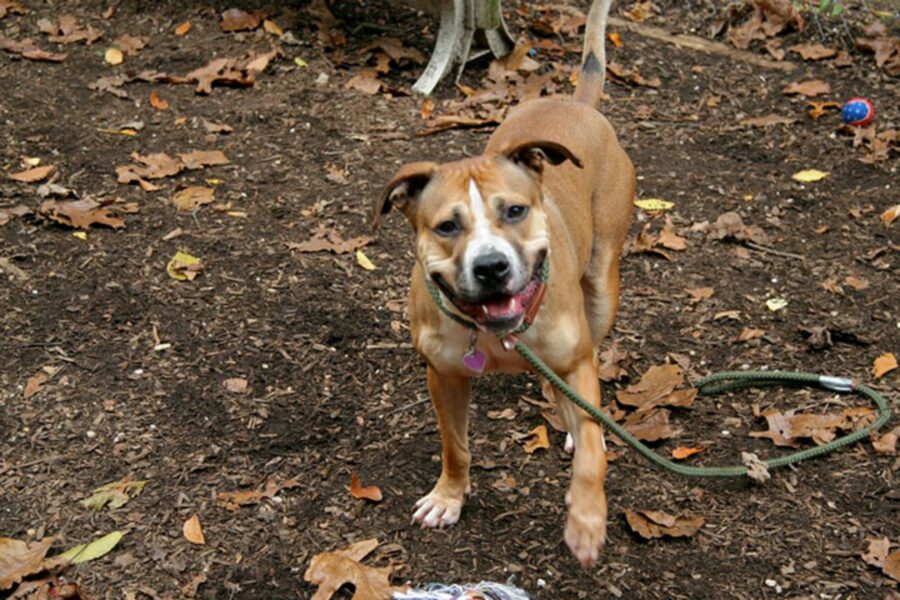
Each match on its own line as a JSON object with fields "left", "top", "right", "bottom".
{"left": 412, "top": 365, "right": 471, "bottom": 529}
{"left": 555, "top": 354, "right": 608, "bottom": 567}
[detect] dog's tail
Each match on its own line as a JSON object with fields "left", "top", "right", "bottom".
{"left": 573, "top": 0, "right": 614, "bottom": 109}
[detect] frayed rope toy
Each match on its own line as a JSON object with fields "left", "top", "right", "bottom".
{"left": 393, "top": 581, "right": 530, "bottom": 600}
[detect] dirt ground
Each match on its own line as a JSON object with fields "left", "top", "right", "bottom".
{"left": 1, "top": 0, "right": 898, "bottom": 598}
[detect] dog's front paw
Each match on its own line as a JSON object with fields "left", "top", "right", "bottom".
{"left": 411, "top": 488, "right": 466, "bottom": 529}
{"left": 564, "top": 500, "right": 607, "bottom": 567}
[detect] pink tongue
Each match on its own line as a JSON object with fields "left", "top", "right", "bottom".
{"left": 485, "top": 296, "right": 515, "bottom": 318}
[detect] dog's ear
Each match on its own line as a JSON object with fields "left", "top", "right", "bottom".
{"left": 502, "top": 140, "right": 583, "bottom": 178}
{"left": 373, "top": 161, "right": 438, "bottom": 230}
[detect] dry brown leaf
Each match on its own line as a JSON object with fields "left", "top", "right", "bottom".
{"left": 623, "top": 1, "right": 653, "bottom": 23}
{"left": 172, "top": 186, "right": 215, "bottom": 211}
{"left": 685, "top": 287, "right": 714, "bottom": 304}
{"left": 223, "top": 377, "right": 249, "bottom": 394}
{"left": 220, "top": 8, "right": 264, "bottom": 32}
{"left": 23, "top": 372, "right": 47, "bottom": 399}
{"left": 616, "top": 364, "right": 695, "bottom": 410}
{"left": 807, "top": 100, "right": 841, "bottom": 119}
{"left": 217, "top": 478, "right": 300, "bottom": 511}
{"left": 658, "top": 217, "right": 687, "bottom": 250}
{"left": 782, "top": 79, "right": 830, "bottom": 98}
{"left": 750, "top": 408, "right": 872, "bottom": 447}
{"left": 886, "top": 551, "right": 900, "bottom": 582}
{"left": 349, "top": 472, "right": 383, "bottom": 502}
{"left": 287, "top": 227, "right": 372, "bottom": 255}
{"left": 304, "top": 539, "right": 406, "bottom": 600}
{"left": 863, "top": 537, "right": 890, "bottom": 568}
{"left": 38, "top": 199, "right": 125, "bottom": 229}
{"left": 185, "top": 51, "right": 280, "bottom": 95}
{"left": 346, "top": 70, "right": 382, "bottom": 95}
{"left": 178, "top": 150, "right": 229, "bottom": 170}
{"left": 707, "top": 211, "right": 771, "bottom": 246}
{"left": 736, "top": 327, "right": 765, "bottom": 342}
{"left": 420, "top": 97, "right": 435, "bottom": 120}
{"left": 522, "top": 425, "right": 550, "bottom": 453}
{"left": 872, "top": 425, "right": 900, "bottom": 455}
{"left": 9, "top": 164, "right": 54, "bottom": 182}
{"left": 117, "top": 152, "right": 183, "bottom": 188}
{"left": 174, "top": 21, "right": 191, "bottom": 36}
{"left": 789, "top": 42, "right": 837, "bottom": 60}
{"left": 606, "top": 62, "right": 660, "bottom": 88}
{"left": 0, "top": 536, "right": 54, "bottom": 590}
{"left": 740, "top": 114, "right": 796, "bottom": 127}
{"left": 624, "top": 509, "right": 704, "bottom": 539}
{"left": 114, "top": 33, "right": 146, "bottom": 55}
{"left": 623, "top": 408, "right": 680, "bottom": 442}
{"left": 40, "top": 15, "right": 102, "bottom": 45}
{"left": 672, "top": 446, "right": 704, "bottom": 460}
{"left": 0, "top": 2, "right": 27, "bottom": 19}
{"left": 874, "top": 353, "right": 897, "bottom": 378}
{"left": 150, "top": 89, "right": 169, "bottom": 110}
{"left": 881, "top": 204, "right": 899, "bottom": 225}
{"left": 843, "top": 276, "right": 869, "bottom": 291}
{"left": 599, "top": 340, "right": 627, "bottom": 382}
{"left": 182, "top": 515, "right": 205, "bottom": 545}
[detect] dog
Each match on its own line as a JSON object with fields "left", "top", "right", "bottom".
{"left": 373, "top": 0, "right": 634, "bottom": 567}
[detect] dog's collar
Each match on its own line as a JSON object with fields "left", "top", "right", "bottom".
{"left": 424, "top": 259, "right": 550, "bottom": 342}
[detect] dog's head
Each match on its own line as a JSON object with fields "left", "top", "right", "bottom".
{"left": 374, "top": 141, "right": 581, "bottom": 333}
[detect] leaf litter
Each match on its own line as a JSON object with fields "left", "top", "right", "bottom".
{"left": 624, "top": 509, "right": 704, "bottom": 540}
{"left": 217, "top": 477, "right": 300, "bottom": 511}
{"left": 304, "top": 538, "right": 407, "bottom": 600}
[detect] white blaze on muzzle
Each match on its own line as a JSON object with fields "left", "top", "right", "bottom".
{"left": 461, "top": 179, "right": 524, "bottom": 296}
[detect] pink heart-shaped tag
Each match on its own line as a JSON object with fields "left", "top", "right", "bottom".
{"left": 462, "top": 350, "right": 486, "bottom": 373}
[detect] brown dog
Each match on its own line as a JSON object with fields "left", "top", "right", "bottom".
{"left": 374, "top": 0, "right": 634, "bottom": 567}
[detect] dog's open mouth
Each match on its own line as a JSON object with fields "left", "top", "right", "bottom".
{"left": 433, "top": 253, "right": 546, "bottom": 330}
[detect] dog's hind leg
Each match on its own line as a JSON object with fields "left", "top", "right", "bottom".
{"left": 581, "top": 248, "right": 621, "bottom": 347}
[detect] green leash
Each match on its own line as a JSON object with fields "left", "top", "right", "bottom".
{"left": 517, "top": 343, "right": 892, "bottom": 478}
{"left": 425, "top": 275, "right": 893, "bottom": 479}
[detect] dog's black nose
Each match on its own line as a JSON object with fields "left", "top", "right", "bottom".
{"left": 473, "top": 252, "right": 511, "bottom": 287}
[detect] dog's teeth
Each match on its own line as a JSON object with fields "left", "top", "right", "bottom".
{"left": 482, "top": 305, "right": 489, "bottom": 315}
{"left": 510, "top": 298, "right": 518, "bottom": 312}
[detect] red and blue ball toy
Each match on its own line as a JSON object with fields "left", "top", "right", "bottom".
{"left": 842, "top": 97, "right": 874, "bottom": 127}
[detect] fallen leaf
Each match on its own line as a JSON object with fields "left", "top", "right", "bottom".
{"left": 349, "top": 472, "right": 383, "bottom": 502}
{"left": 672, "top": 446, "right": 704, "bottom": 460}
{"left": 844, "top": 276, "right": 869, "bottom": 291}
{"left": 792, "top": 169, "right": 828, "bottom": 183}
{"left": 356, "top": 250, "right": 376, "bottom": 271}
{"left": 174, "top": 21, "right": 191, "bottom": 36}
{"left": 116, "top": 152, "right": 184, "bottom": 189}
{"left": 346, "top": 70, "right": 382, "bottom": 95}
{"left": 862, "top": 537, "right": 890, "bottom": 569}
{"left": 765, "top": 298, "right": 788, "bottom": 312}
{"left": 872, "top": 425, "right": 900, "bottom": 455}
{"left": 304, "top": 539, "right": 407, "bottom": 600}
{"left": 624, "top": 509, "right": 704, "bottom": 539}
{"left": 150, "top": 90, "right": 169, "bottom": 110}
{"left": 487, "top": 408, "right": 516, "bottom": 420}
{"left": 706, "top": 211, "right": 771, "bottom": 246}
{"left": 183, "top": 515, "right": 205, "bottom": 545}
{"left": 623, "top": 408, "right": 680, "bottom": 442}
{"left": 658, "top": 217, "right": 687, "bottom": 251}
{"left": 887, "top": 552, "right": 900, "bottom": 582}
{"left": 623, "top": 1, "right": 653, "bottom": 23}
{"left": 881, "top": 204, "right": 899, "bottom": 225}
{"left": 104, "top": 46, "right": 123, "bottom": 65}
{"left": 608, "top": 31, "right": 622, "bottom": 48}
{"left": 782, "top": 80, "right": 830, "bottom": 98}
{"left": 203, "top": 119, "right": 234, "bottom": 134}
{"left": 420, "top": 97, "right": 435, "bottom": 120}
{"left": 741, "top": 451, "right": 771, "bottom": 483}
{"left": 59, "top": 531, "right": 125, "bottom": 565}
{"left": 750, "top": 408, "right": 873, "bottom": 447}
{"left": 217, "top": 478, "right": 300, "bottom": 511}
{"left": 874, "top": 353, "right": 897, "bottom": 378}
{"left": 10, "top": 164, "right": 54, "bottom": 182}
{"left": 23, "top": 372, "right": 47, "bottom": 399}
{"left": 40, "top": 15, "right": 102, "bottom": 45}
{"left": 81, "top": 478, "right": 147, "bottom": 511}
{"left": 263, "top": 19, "right": 283, "bottom": 36}
{"left": 522, "top": 425, "right": 550, "bottom": 453}
{"left": 38, "top": 199, "right": 125, "bottom": 229}
{"left": 287, "top": 227, "right": 372, "bottom": 255}
{"left": 598, "top": 340, "right": 628, "bottom": 382}
{"left": 0, "top": 2, "right": 27, "bottom": 19}
{"left": 166, "top": 250, "right": 203, "bottom": 281}
{"left": 740, "top": 114, "right": 796, "bottom": 127}
{"left": 685, "top": 287, "right": 714, "bottom": 304}
{"left": 736, "top": 327, "right": 765, "bottom": 342}
{"left": 789, "top": 42, "right": 837, "bottom": 60}
{"left": 178, "top": 150, "right": 229, "bottom": 170}
{"left": 616, "top": 364, "right": 696, "bottom": 410}
{"left": 172, "top": 186, "right": 215, "bottom": 211}
{"left": 0, "top": 35, "right": 68, "bottom": 62}
{"left": 807, "top": 100, "right": 841, "bottom": 119}
{"left": 221, "top": 8, "right": 264, "bottom": 32}
{"left": 223, "top": 377, "right": 249, "bottom": 394}
{"left": 634, "top": 198, "right": 674, "bottom": 212}
{"left": 0, "top": 537, "right": 54, "bottom": 590}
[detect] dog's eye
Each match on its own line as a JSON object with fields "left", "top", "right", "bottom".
{"left": 504, "top": 204, "right": 529, "bottom": 223}
{"left": 434, "top": 220, "right": 460, "bottom": 237}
